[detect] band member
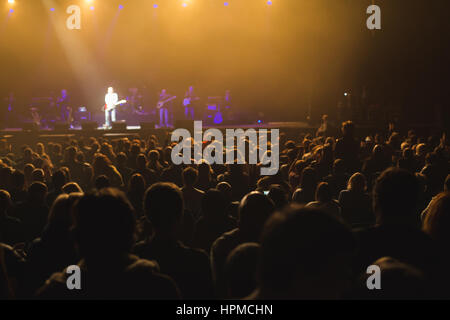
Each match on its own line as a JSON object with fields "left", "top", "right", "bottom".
{"left": 105, "top": 87, "right": 118, "bottom": 128}
{"left": 157, "top": 89, "right": 174, "bottom": 128}
{"left": 183, "top": 86, "right": 198, "bottom": 120}
{"left": 56, "top": 89, "right": 72, "bottom": 125}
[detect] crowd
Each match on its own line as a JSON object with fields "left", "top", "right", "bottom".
{"left": 0, "top": 120, "right": 449, "bottom": 299}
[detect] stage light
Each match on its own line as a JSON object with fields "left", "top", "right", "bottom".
{"left": 7, "top": 0, "right": 15, "bottom": 4}
{"left": 86, "top": 0, "right": 93, "bottom": 3}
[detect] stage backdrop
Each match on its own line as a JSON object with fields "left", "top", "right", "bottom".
{"left": 0, "top": 0, "right": 448, "bottom": 123}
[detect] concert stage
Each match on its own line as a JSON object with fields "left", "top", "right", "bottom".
{"left": 0, "top": 121, "right": 316, "bottom": 148}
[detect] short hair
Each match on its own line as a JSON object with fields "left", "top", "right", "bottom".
{"left": 225, "top": 243, "right": 260, "bottom": 299}
{"left": 238, "top": 192, "right": 275, "bottom": 239}
{"left": 422, "top": 192, "right": 450, "bottom": 244}
{"left": 32, "top": 168, "right": 45, "bottom": 182}
{"left": 28, "top": 182, "right": 48, "bottom": 201}
{"left": 0, "top": 190, "right": 12, "bottom": 213}
{"left": 259, "top": 206, "right": 355, "bottom": 294}
{"left": 62, "top": 182, "right": 83, "bottom": 194}
{"left": 348, "top": 172, "right": 367, "bottom": 193}
{"left": 444, "top": 174, "right": 450, "bottom": 192}
{"left": 182, "top": 167, "right": 198, "bottom": 186}
{"left": 144, "top": 182, "right": 184, "bottom": 232}
{"left": 267, "top": 185, "right": 288, "bottom": 210}
{"left": 95, "top": 175, "right": 110, "bottom": 190}
{"left": 373, "top": 168, "right": 420, "bottom": 223}
{"left": 72, "top": 188, "right": 135, "bottom": 257}
{"left": 341, "top": 121, "right": 355, "bottom": 137}
{"left": 11, "top": 170, "right": 25, "bottom": 189}
{"left": 315, "top": 182, "right": 332, "bottom": 202}
{"left": 52, "top": 170, "right": 67, "bottom": 189}
{"left": 202, "top": 189, "right": 226, "bottom": 217}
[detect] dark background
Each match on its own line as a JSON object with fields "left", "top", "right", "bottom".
{"left": 0, "top": 0, "right": 448, "bottom": 124}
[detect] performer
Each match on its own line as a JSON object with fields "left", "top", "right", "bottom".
{"left": 56, "top": 89, "right": 72, "bottom": 126}
{"left": 183, "top": 86, "right": 199, "bottom": 120}
{"left": 157, "top": 89, "right": 176, "bottom": 128}
{"left": 105, "top": 87, "right": 119, "bottom": 128}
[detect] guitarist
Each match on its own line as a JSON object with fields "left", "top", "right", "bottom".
{"left": 105, "top": 87, "right": 119, "bottom": 128}
{"left": 157, "top": 89, "right": 175, "bottom": 128}
{"left": 183, "top": 86, "right": 199, "bottom": 120}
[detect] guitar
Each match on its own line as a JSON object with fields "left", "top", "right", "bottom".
{"left": 104, "top": 100, "right": 127, "bottom": 112}
{"left": 183, "top": 97, "right": 200, "bottom": 107}
{"left": 156, "top": 96, "right": 177, "bottom": 109}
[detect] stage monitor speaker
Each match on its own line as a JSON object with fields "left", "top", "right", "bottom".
{"left": 54, "top": 122, "right": 69, "bottom": 131}
{"left": 174, "top": 120, "right": 194, "bottom": 134}
{"left": 112, "top": 121, "right": 127, "bottom": 131}
{"left": 140, "top": 122, "right": 156, "bottom": 130}
{"left": 81, "top": 121, "right": 98, "bottom": 131}
{"left": 22, "top": 122, "right": 39, "bottom": 132}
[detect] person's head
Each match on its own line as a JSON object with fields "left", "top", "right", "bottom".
{"left": 62, "top": 182, "right": 83, "bottom": 194}
{"left": 444, "top": 174, "right": 450, "bottom": 192}
{"left": 36, "top": 142, "right": 45, "bottom": 155}
{"left": 347, "top": 172, "right": 367, "bottom": 193}
{"left": 108, "top": 87, "right": 114, "bottom": 94}
{"left": 31, "top": 168, "right": 45, "bottom": 183}
{"left": 341, "top": 121, "right": 355, "bottom": 138}
{"left": 225, "top": 243, "right": 260, "bottom": 299}
{"left": 144, "top": 182, "right": 183, "bottom": 236}
{"left": 300, "top": 167, "right": 317, "bottom": 190}
{"left": 373, "top": 168, "right": 420, "bottom": 225}
{"left": 258, "top": 206, "right": 355, "bottom": 299}
{"left": 72, "top": 188, "right": 135, "bottom": 261}
{"left": 216, "top": 181, "right": 232, "bottom": 204}
{"left": 0, "top": 190, "right": 12, "bottom": 215}
{"left": 128, "top": 173, "right": 146, "bottom": 194}
{"left": 64, "top": 146, "right": 77, "bottom": 161}
{"left": 315, "top": 182, "right": 332, "bottom": 203}
{"left": 52, "top": 169, "right": 67, "bottom": 190}
{"left": 354, "top": 257, "right": 426, "bottom": 299}
{"left": 182, "top": 167, "right": 198, "bottom": 187}
{"left": 202, "top": 189, "right": 227, "bottom": 218}
{"left": 24, "top": 163, "right": 35, "bottom": 179}
{"left": 161, "top": 89, "right": 166, "bottom": 95}
{"left": 422, "top": 192, "right": 450, "bottom": 245}
{"left": 94, "top": 175, "right": 110, "bottom": 190}
{"left": 11, "top": 170, "right": 25, "bottom": 191}
{"left": 267, "top": 185, "right": 288, "bottom": 210}
{"left": 116, "top": 152, "right": 127, "bottom": 167}
{"left": 46, "top": 193, "right": 82, "bottom": 236}
{"left": 147, "top": 150, "right": 160, "bottom": 163}
{"left": 416, "top": 143, "right": 427, "bottom": 157}
{"left": 28, "top": 182, "right": 48, "bottom": 204}
{"left": 238, "top": 192, "right": 275, "bottom": 241}
{"left": 136, "top": 153, "right": 147, "bottom": 169}
{"left": 372, "top": 144, "right": 384, "bottom": 158}
{"left": 93, "top": 153, "right": 111, "bottom": 174}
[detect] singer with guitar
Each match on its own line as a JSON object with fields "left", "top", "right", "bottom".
{"left": 157, "top": 89, "right": 176, "bottom": 128}
{"left": 104, "top": 87, "right": 126, "bottom": 129}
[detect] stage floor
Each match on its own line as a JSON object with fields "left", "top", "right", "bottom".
{"left": 1, "top": 121, "right": 311, "bottom": 133}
